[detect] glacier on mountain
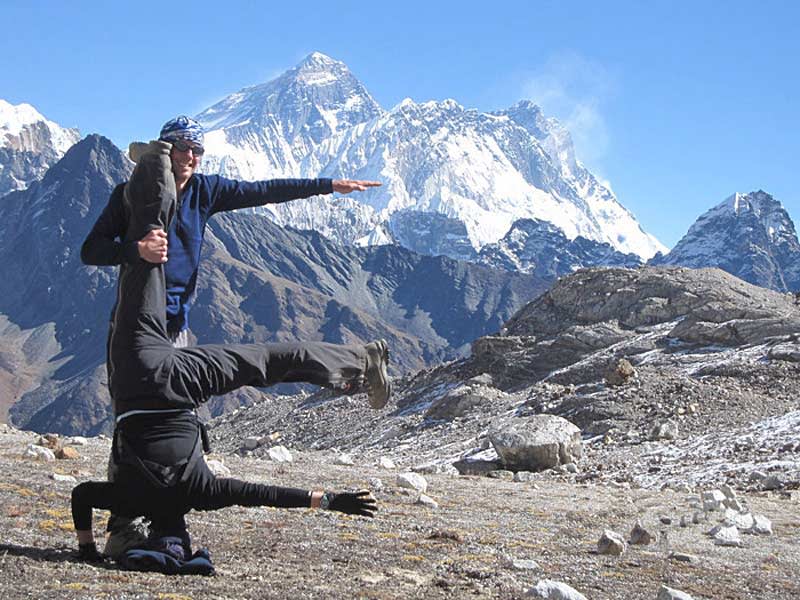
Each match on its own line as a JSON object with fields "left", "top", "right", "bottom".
{"left": 0, "top": 99, "right": 80, "bottom": 197}
{"left": 195, "top": 52, "right": 665, "bottom": 260}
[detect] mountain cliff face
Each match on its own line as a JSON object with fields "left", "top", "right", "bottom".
{"left": 0, "top": 135, "right": 130, "bottom": 430}
{"left": 0, "top": 137, "right": 544, "bottom": 435}
{"left": 477, "top": 218, "right": 641, "bottom": 278}
{"left": 196, "top": 53, "right": 665, "bottom": 262}
{"left": 0, "top": 100, "right": 80, "bottom": 198}
{"left": 650, "top": 191, "right": 800, "bottom": 292}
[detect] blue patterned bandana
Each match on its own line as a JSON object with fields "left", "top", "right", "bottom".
{"left": 159, "top": 116, "right": 204, "bottom": 146}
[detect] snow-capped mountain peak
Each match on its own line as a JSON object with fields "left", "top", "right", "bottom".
{"left": 192, "top": 53, "right": 665, "bottom": 260}
{"left": 0, "top": 99, "right": 80, "bottom": 197}
{"left": 650, "top": 190, "right": 800, "bottom": 292}
{"left": 197, "top": 53, "right": 383, "bottom": 179}
{"left": 0, "top": 99, "right": 78, "bottom": 154}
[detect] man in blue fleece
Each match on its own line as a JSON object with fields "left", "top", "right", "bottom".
{"left": 72, "top": 139, "right": 380, "bottom": 569}
{"left": 81, "top": 116, "right": 383, "bottom": 557}
{"left": 82, "top": 115, "right": 380, "bottom": 346}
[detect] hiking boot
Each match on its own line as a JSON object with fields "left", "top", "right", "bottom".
{"left": 364, "top": 339, "right": 391, "bottom": 409}
{"left": 123, "top": 140, "right": 176, "bottom": 241}
{"left": 103, "top": 516, "right": 149, "bottom": 559}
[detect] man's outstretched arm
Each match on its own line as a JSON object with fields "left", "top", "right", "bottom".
{"left": 209, "top": 177, "right": 382, "bottom": 214}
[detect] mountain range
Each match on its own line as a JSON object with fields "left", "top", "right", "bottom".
{"left": 0, "top": 135, "right": 544, "bottom": 435}
{"left": 196, "top": 52, "right": 666, "bottom": 261}
{"left": 650, "top": 190, "right": 800, "bottom": 292}
{"left": 0, "top": 99, "right": 80, "bottom": 198}
{"left": 1, "top": 53, "right": 799, "bottom": 436}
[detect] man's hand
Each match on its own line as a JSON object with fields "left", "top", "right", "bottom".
{"left": 326, "top": 490, "right": 378, "bottom": 518}
{"left": 332, "top": 179, "right": 382, "bottom": 194}
{"left": 138, "top": 228, "right": 168, "bottom": 263}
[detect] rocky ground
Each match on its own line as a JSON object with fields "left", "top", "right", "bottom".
{"left": 0, "top": 424, "right": 798, "bottom": 600}
{"left": 2, "top": 266, "right": 800, "bottom": 599}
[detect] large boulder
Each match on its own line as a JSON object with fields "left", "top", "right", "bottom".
{"left": 489, "top": 414, "right": 581, "bottom": 471}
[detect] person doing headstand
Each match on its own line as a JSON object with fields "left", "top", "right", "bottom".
{"left": 70, "top": 140, "right": 386, "bottom": 562}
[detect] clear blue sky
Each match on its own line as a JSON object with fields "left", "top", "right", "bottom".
{"left": 3, "top": 0, "right": 798, "bottom": 248}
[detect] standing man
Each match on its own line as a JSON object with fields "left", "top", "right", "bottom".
{"left": 82, "top": 115, "right": 381, "bottom": 347}
{"left": 72, "top": 139, "right": 384, "bottom": 565}
{"left": 80, "top": 116, "right": 384, "bottom": 557}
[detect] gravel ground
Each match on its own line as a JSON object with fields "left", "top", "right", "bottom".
{"left": 1, "top": 425, "right": 798, "bottom": 600}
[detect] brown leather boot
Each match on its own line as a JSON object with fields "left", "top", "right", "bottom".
{"left": 364, "top": 339, "right": 391, "bottom": 409}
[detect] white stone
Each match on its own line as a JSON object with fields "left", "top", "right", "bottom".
{"left": 67, "top": 436, "right": 88, "bottom": 446}
{"left": 51, "top": 473, "right": 77, "bottom": 483}
{"left": 205, "top": 458, "right": 231, "bottom": 477}
{"left": 723, "top": 497, "right": 745, "bottom": 511}
{"left": 657, "top": 584, "right": 695, "bottom": 600}
{"left": 710, "top": 524, "right": 742, "bottom": 547}
{"left": 489, "top": 414, "right": 582, "bottom": 471}
{"left": 379, "top": 457, "right": 396, "bottom": 469}
{"left": 748, "top": 515, "right": 773, "bottom": 535}
{"left": 397, "top": 472, "right": 428, "bottom": 493}
{"left": 267, "top": 445, "right": 293, "bottom": 463}
{"left": 597, "top": 529, "right": 626, "bottom": 555}
{"left": 511, "top": 558, "right": 540, "bottom": 571}
{"left": 525, "top": 579, "right": 588, "bottom": 600}
{"left": 724, "top": 509, "right": 754, "bottom": 530}
{"left": 669, "top": 552, "right": 698, "bottom": 564}
{"left": 367, "top": 477, "right": 384, "bottom": 491}
{"left": 334, "top": 453, "right": 355, "bottom": 466}
{"left": 412, "top": 461, "right": 442, "bottom": 474}
{"left": 649, "top": 420, "right": 678, "bottom": 441}
{"left": 24, "top": 444, "right": 55, "bottom": 462}
{"left": 702, "top": 489, "right": 726, "bottom": 511}
{"left": 416, "top": 494, "right": 439, "bottom": 509}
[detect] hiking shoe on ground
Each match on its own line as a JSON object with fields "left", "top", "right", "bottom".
{"left": 364, "top": 339, "right": 391, "bottom": 409}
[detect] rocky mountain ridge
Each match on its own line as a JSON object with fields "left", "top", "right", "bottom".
{"left": 650, "top": 190, "right": 800, "bottom": 292}
{"left": 0, "top": 99, "right": 80, "bottom": 198}
{"left": 208, "top": 266, "right": 800, "bottom": 492}
{"left": 0, "top": 134, "right": 544, "bottom": 436}
{"left": 196, "top": 53, "right": 666, "bottom": 261}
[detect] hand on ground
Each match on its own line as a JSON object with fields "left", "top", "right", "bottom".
{"left": 329, "top": 489, "right": 378, "bottom": 518}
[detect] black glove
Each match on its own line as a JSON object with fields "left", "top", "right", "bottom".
{"left": 323, "top": 490, "right": 377, "bottom": 518}
{"left": 76, "top": 542, "right": 105, "bottom": 563}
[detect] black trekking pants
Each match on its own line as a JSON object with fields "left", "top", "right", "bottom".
{"left": 108, "top": 142, "right": 367, "bottom": 414}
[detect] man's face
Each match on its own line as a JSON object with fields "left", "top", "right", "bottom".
{"left": 170, "top": 141, "right": 203, "bottom": 182}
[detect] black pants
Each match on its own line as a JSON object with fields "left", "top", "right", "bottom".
{"left": 108, "top": 143, "right": 368, "bottom": 415}
{"left": 93, "top": 143, "right": 365, "bottom": 530}
{"left": 73, "top": 410, "right": 310, "bottom": 532}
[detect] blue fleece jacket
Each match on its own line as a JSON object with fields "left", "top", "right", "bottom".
{"left": 81, "top": 174, "right": 333, "bottom": 333}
